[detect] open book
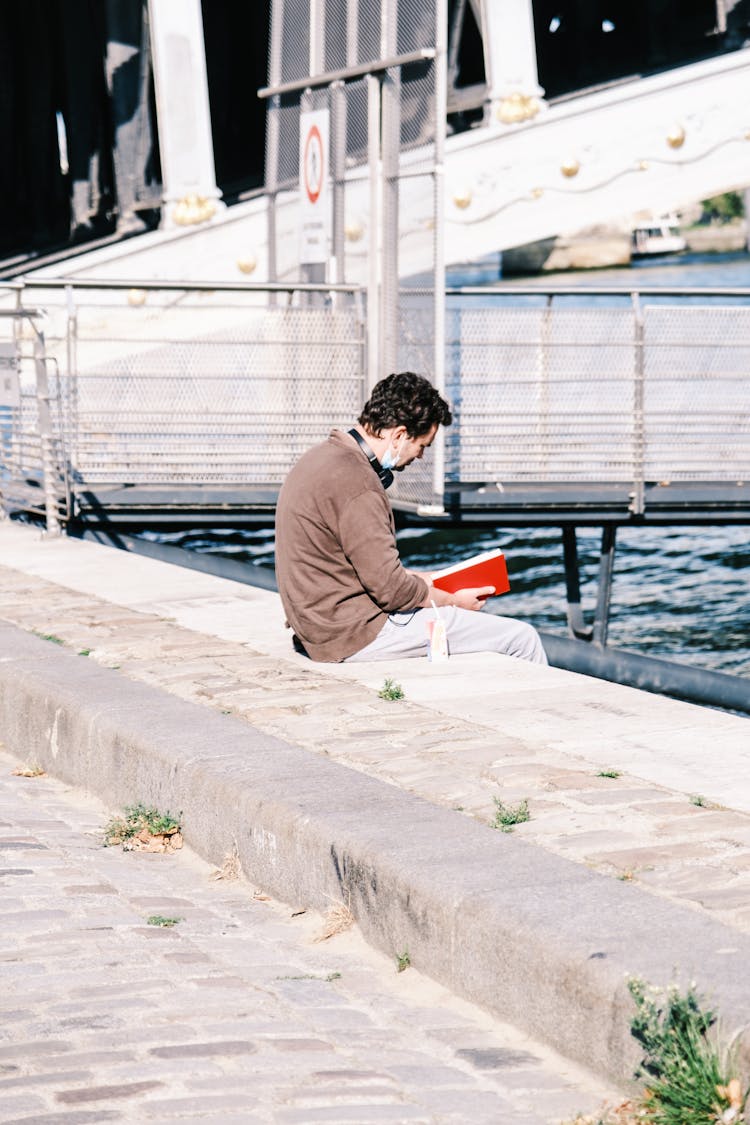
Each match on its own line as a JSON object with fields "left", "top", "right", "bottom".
{"left": 430, "top": 548, "right": 510, "bottom": 598}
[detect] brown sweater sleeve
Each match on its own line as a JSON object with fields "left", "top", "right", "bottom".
{"left": 338, "top": 488, "right": 428, "bottom": 613}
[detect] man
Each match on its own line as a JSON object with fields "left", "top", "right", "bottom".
{"left": 275, "top": 371, "right": 547, "bottom": 665}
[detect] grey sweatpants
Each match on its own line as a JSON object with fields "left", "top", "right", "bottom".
{"left": 344, "top": 606, "right": 547, "bottom": 665}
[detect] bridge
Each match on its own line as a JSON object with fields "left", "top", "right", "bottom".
{"left": 13, "top": 1, "right": 750, "bottom": 287}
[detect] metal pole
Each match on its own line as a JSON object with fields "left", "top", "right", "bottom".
{"left": 541, "top": 632, "right": 750, "bottom": 716}
{"left": 32, "top": 326, "right": 62, "bottom": 537}
{"left": 432, "top": 0, "right": 448, "bottom": 509}
{"left": 380, "top": 1, "right": 399, "bottom": 377}
{"left": 331, "top": 79, "right": 347, "bottom": 299}
{"left": 265, "top": 0, "right": 285, "bottom": 294}
{"left": 591, "top": 523, "right": 617, "bottom": 647}
{"left": 562, "top": 525, "right": 592, "bottom": 640}
{"left": 630, "top": 290, "right": 646, "bottom": 515}
{"left": 366, "top": 73, "right": 381, "bottom": 395}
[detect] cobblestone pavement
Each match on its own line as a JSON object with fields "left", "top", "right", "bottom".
{"left": 1, "top": 561, "right": 750, "bottom": 941}
{"left": 0, "top": 752, "right": 623, "bottom": 1124}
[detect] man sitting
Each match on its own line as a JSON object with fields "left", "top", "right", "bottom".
{"left": 275, "top": 371, "right": 547, "bottom": 665}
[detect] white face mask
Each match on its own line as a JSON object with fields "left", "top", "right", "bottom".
{"left": 381, "top": 435, "right": 406, "bottom": 471}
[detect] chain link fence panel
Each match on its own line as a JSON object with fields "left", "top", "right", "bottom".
{"left": 64, "top": 288, "right": 365, "bottom": 486}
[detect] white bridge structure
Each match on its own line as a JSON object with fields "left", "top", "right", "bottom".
{"left": 24, "top": 0, "right": 750, "bottom": 288}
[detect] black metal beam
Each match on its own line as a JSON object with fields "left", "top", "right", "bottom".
{"left": 541, "top": 634, "right": 750, "bottom": 716}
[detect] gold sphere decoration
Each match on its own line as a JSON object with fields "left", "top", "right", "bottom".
{"left": 530, "top": 187, "right": 544, "bottom": 199}
{"left": 560, "top": 157, "right": 580, "bottom": 178}
{"left": 666, "top": 124, "right": 686, "bottom": 149}
{"left": 127, "top": 288, "right": 147, "bottom": 307}
{"left": 344, "top": 219, "right": 364, "bottom": 241}
{"left": 452, "top": 187, "right": 472, "bottom": 210}
{"left": 236, "top": 255, "right": 257, "bottom": 275}
{"left": 495, "top": 92, "right": 540, "bottom": 125}
{"left": 173, "top": 194, "right": 217, "bottom": 226}
{"left": 636, "top": 159, "right": 649, "bottom": 171}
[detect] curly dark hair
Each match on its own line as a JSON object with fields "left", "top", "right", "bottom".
{"left": 358, "top": 372, "right": 452, "bottom": 437}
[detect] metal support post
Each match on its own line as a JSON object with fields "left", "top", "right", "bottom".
{"left": 331, "top": 79, "right": 347, "bottom": 300}
{"left": 366, "top": 73, "right": 381, "bottom": 395}
{"left": 432, "top": 0, "right": 448, "bottom": 509}
{"left": 265, "top": 0, "right": 285, "bottom": 295}
{"left": 562, "top": 526, "right": 592, "bottom": 641}
{"left": 32, "top": 328, "right": 62, "bottom": 537}
{"left": 630, "top": 291, "right": 646, "bottom": 515}
{"left": 380, "top": 2, "right": 399, "bottom": 378}
{"left": 592, "top": 523, "right": 617, "bottom": 647}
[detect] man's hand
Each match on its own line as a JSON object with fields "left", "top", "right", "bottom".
{"left": 452, "top": 586, "right": 494, "bottom": 611}
{"left": 424, "top": 584, "right": 494, "bottom": 611}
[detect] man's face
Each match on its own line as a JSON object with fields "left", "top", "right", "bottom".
{"left": 391, "top": 424, "right": 438, "bottom": 471}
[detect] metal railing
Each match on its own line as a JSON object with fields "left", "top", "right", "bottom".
{"left": 438, "top": 287, "right": 750, "bottom": 512}
{"left": 0, "top": 306, "right": 68, "bottom": 532}
{"left": 0, "top": 280, "right": 749, "bottom": 527}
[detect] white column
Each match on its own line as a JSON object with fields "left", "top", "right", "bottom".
{"left": 479, "top": 0, "right": 545, "bottom": 126}
{"left": 148, "top": 0, "right": 225, "bottom": 229}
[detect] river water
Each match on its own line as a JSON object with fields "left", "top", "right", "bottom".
{"left": 143, "top": 250, "right": 750, "bottom": 680}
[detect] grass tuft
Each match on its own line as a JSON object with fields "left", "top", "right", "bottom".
{"left": 396, "top": 950, "right": 411, "bottom": 973}
{"left": 378, "top": 677, "right": 405, "bottom": 701}
{"left": 147, "top": 915, "right": 181, "bottom": 928}
{"left": 34, "top": 632, "right": 64, "bottom": 645}
{"left": 491, "top": 796, "right": 530, "bottom": 832}
{"left": 103, "top": 802, "right": 182, "bottom": 851}
{"left": 627, "top": 976, "right": 748, "bottom": 1124}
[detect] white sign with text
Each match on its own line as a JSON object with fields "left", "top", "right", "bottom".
{"left": 0, "top": 343, "right": 20, "bottom": 407}
{"left": 299, "top": 109, "right": 330, "bottom": 265}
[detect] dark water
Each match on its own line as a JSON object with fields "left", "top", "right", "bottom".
{"left": 141, "top": 251, "right": 750, "bottom": 679}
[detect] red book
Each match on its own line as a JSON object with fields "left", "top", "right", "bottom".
{"left": 430, "top": 549, "right": 510, "bottom": 598}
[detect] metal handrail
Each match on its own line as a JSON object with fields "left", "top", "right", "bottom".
{"left": 14, "top": 278, "right": 365, "bottom": 295}
{"left": 258, "top": 47, "right": 437, "bottom": 99}
{"left": 445, "top": 286, "right": 750, "bottom": 297}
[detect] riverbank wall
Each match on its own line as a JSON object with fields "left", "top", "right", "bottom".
{"left": 502, "top": 220, "right": 748, "bottom": 275}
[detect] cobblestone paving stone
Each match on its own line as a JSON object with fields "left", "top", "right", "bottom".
{"left": 1, "top": 564, "right": 750, "bottom": 941}
{"left": 0, "top": 753, "right": 622, "bottom": 1124}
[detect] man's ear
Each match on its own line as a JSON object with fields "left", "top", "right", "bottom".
{"left": 391, "top": 425, "right": 408, "bottom": 441}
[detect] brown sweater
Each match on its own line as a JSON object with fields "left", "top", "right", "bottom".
{"left": 275, "top": 430, "right": 428, "bottom": 661}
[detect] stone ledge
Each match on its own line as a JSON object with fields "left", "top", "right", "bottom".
{"left": 2, "top": 620, "right": 750, "bottom": 1087}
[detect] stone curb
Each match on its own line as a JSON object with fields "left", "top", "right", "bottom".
{"left": 3, "top": 620, "right": 749, "bottom": 1087}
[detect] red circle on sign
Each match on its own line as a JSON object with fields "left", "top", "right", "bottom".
{"left": 303, "top": 124, "right": 324, "bottom": 204}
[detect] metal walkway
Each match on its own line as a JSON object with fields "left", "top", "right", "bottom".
{"left": 2, "top": 277, "right": 748, "bottom": 649}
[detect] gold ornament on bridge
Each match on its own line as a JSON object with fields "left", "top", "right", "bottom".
{"left": 236, "top": 255, "right": 257, "bottom": 275}
{"left": 452, "top": 187, "right": 472, "bottom": 210}
{"left": 636, "top": 159, "right": 649, "bottom": 171}
{"left": 666, "top": 124, "right": 686, "bottom": 149}
{"left": 530, "top": 187, "right": 544, "bottom": 199}
{"left": 495, "top": 92, "right": 540, "bottom": 125}
{"left": 560, "top": 157, "right": 580, "bottom": 178}
{"left": 345, "top": 218, "right": 364, "bottom": 241}
{"left": 173, "top": 194, "right": 217, "bottom": 226}
{"left": 127, "top": 289, "right": 147, "bottom": 307}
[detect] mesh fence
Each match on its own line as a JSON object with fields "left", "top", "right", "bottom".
{"left": 3, "top": 287, "right": 749, "bottom": 523}
{"left": 429, "top": 298, "right": 750, "bottom": 486}
{"left": 643, "top": 305, "right": 750, "bottom": 481}
{"left": 62, "top": 290, "right": 364, "bottom": 485}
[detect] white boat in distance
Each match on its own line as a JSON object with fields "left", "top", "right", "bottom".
{"left": 631, "top": 215, "right": 688, "bottom": 258}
